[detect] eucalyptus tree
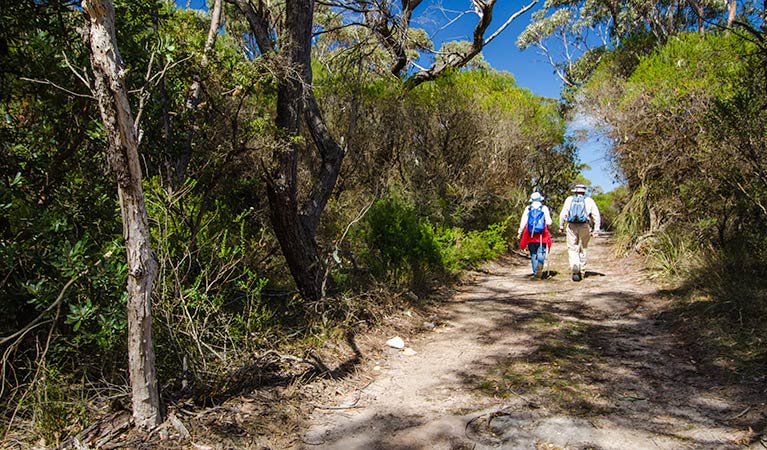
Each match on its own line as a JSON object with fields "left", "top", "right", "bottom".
{"left": 517, "top": 0, "right": 729, "bottom": 91}
{"left": 82, "top": 0, "right": 161, "bottom": 429}
{"left": 224, "top": 0, "right": 538, "bottom": 302}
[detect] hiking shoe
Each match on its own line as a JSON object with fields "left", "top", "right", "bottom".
{"left": 535, "top": 267, "right": 544, "bottom": 278}
{"left": 572, "top": 265, "right": 581, "bottom": 282}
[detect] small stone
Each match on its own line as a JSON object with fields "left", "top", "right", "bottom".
{"left": 385, "top": 336, "right": 405, "bottom": 349}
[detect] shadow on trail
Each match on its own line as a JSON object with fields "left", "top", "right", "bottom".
{"left": 177, "top": 331, "right": 363, "bottom": 408}
{"left": 309, "top": 282, "right": 762, "bottom": 449}
{"left": 584, "top": 270, "right": 606, "bottom": 277}
{"left": 461, "top": 288, "right": 761, "bottom": 449}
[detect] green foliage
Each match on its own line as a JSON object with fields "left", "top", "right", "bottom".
{"left": 644, "top": 231, "right": 698, "bottom": 279}
{"left": 366, "top": 193, "right": 442, "bottom": 289}
{"left": 591, "top": 185, "right": 628, "bottom": 231}
{"left": 623, "top": 32, "right": 750, "bottom": 112}
{"left": 144, "top": 177, "right": 274, "bottom": 382}
{"left": 586, "top": 32, "right": 760, "bottom": 248}
{"left": 583, "top": 29, "right": 767, "bottom": 380}
{"left": 391, "top": 70, "right": 567, "bottom": 229}
{"left": 437, "top": 221, "right": 509, "bottom": 272}
{"left": 364, "top": 190, "right": 512, "bottom": 291}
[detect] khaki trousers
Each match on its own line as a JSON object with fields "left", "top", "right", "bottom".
{"left": 565, "top": 222, "right": 591, "bottom": 271}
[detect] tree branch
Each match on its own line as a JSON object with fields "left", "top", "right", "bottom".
{"left": 405, "top": 0, "right": 537, "bottom": 89}
{"left": 19, "top": 77, "right": 94, "bottom": 99}
{"left": 483, "top": 0, "right": 537, "bottom": 46}
{"left": 228, "top": 0, "right": 276, "bottom": 55}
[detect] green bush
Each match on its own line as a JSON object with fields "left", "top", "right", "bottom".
{"left": 591, "top": 186, "right": 628, "bottom": 231}
{"left": 366, "top": 192, "right": 511, "bottom": 289}
{"left": 144, "top": 177, "right": 274, "bottom": 387}
{"left": 437, "top": 221, "right": 509, "bottom": 271}
{"left": 366, "top": 194, "right": 442, "bottom": 290}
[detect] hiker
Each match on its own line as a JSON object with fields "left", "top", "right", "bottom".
{"left": 558, "top": 184, "right": 601, "bottom": 281}
{"left": 517, "top": 192, "right": 553, "bottom": 278}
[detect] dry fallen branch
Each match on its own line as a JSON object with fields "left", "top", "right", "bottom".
{"left": 724, "top": 406, "right": 751, "bottom": 421}
{"left": 311, "top": 380, "right": 373, "bottom": 410}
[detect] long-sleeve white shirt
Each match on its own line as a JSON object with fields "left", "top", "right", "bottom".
{"left": 559, "top": 195, "right": 601, "bottom": 232}
{"left": 518, "top": 201, "right": 553, "bottom": 236}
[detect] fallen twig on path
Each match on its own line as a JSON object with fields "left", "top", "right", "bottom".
{"left": 724, "top": 406, "right": 751, "bottom": 421}
{"left": 311, "top": 380, "right": 372, "bottom": 410}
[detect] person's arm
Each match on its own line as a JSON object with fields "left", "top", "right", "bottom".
{"left": 518, "top": 206, "right": 529, "bottom": 238}
{"left": 543, "top": 206, "right": 553, "bottom": 226}
{"left": 587, "top": 197, "right": 601, "bottom": 235}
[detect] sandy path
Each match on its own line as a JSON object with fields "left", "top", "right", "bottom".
{"left": 301, "top": 234, "right": 763, "bottom": 450}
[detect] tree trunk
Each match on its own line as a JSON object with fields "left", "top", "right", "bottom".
{"left": 82, "top": 0, "right": 161, "bottom": 429}
{"left": 726, "top": 0, "right": 737, "bottom": 27}
{"left": 266, "top": 0, "right": 328, "bottom": 302}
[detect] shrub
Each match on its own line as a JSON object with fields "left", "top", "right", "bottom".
{"left": 437, "top": 221, "right": 509, "bottom": 271}
{"left": 365, "top": 194, "right": 442, "bottom": 290}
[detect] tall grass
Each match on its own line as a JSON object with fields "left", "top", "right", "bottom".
{"left": 645, "top": 231, "right": 767, "bottom": 377}
{"left": 613, "top": 184, "right": 652, "bottom": 255}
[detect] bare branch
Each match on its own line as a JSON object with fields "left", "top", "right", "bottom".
{"left": 313, "top": 21, "right": 369, "bottom": 36}
{"left": 228, "top": 0, "right": 276, "bottom": 55}
{"left": 19, "top": 77, "right": 95, "bottom": 99}
{"left": 62, "top": 51, "right": 93, "bottom": 90}
{"left": 133, "top": 55, "right": 194, "bottom": 135}
{"left": 483, "top": 0, "right": 537, "bottom": 46}
{"left": 406, "top": 0, "right": 537, "bottom": 89}
{"left": 0, "top": 276, "right": 80, "bottom": 348}
{"left": 430, "top": 8, "right": 472, "bottom": 40}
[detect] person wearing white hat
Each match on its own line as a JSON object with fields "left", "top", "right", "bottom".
{"left": 558, "top": 184, "right": 601, "bottom": 281}
{"left": 518, "top": 192, "right": 553, "bottom": 278}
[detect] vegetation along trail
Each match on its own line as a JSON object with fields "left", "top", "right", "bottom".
{"left": 302, "top": 234, "right": 766, "bottom": 449}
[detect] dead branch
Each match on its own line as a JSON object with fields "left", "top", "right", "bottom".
{"left": 62, "top": 51, "right": 93, "bottom": 91}
{"left": 19, "top": 77, "right": 94, "bottom": 99}
{"left": 483, "top": 0, "right": 537, "bottom": 46}
{"left": 406, "top": 0, "right": 537, "bottom": 89}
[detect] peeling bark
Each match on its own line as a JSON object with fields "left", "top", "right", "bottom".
{"left": 82, "top": 0, "right": 161, "bottom": 429}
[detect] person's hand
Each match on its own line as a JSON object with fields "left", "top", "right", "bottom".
{"left": 558, "top": 228, "right": 564, "bottom": 234}
{"left": 591, "top": 231, "right": 599, "bottom": 238}
{"left": 517, "top": 232, "right": 522, "bottom": 240}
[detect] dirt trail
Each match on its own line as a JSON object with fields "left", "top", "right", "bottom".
{"left": 301, "top": 234, "right": 764, "bottom": 450}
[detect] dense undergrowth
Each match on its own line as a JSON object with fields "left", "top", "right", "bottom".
{"left": 588, "top": 31, "right": 767, "bottom": 382}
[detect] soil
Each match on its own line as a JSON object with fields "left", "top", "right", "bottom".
{"left": 75, "top": 233, "right": 767, "bottom": 450}
{"left": 297, "top": 233, "right": 766, "bottom": 450}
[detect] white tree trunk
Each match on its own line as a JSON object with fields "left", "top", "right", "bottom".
{"left": 82, "top": 0, "right": 161, "bottom": 429}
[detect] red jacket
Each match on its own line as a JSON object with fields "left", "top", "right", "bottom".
{"left": 520, "top": 225, "right": 552, "bottom": 250}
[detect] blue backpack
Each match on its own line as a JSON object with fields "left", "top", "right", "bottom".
{"left": 567, "top": 195, "right": 588, "bottom": 223}
{"left": 527, "top": 205, "right": 546, "bottom": 234}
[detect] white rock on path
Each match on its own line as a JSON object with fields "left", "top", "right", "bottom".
{"left": 385, "top": 336, "right": 405, "bottom": 349}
